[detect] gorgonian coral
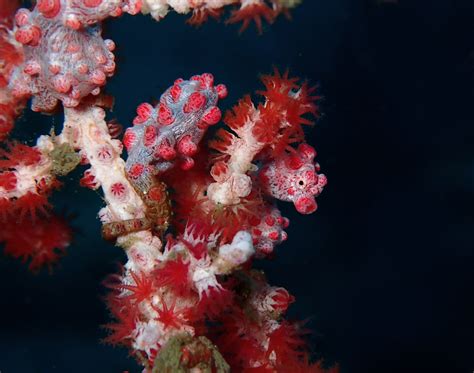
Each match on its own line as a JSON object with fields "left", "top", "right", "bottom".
{"left": 0, "top": 1, "right": 336, "bottom": 371}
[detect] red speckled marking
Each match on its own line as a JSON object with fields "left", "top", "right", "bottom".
{"left": 52, "top": 75, "right": 71, "bottom": 93}
{"left": 200, "top": 73, "right": 214, "bottom": 88}
{"left": 177, "top": 135, "right": 197, "bottom": 156}
{"left": 144, "top": 125, "right": 156, "bottom": 147}
{"left": 201, "top": 106, "right": 222, "bottom": 126}
{"left": 285, "top": 154, "right": 303, "bottom": 170}
{"left": 90, "top": 70, "right": 106, "bottom": 85}
{"left": 134, "top": 102, "right": 153, "bottom": 125}
{"left": 215, "top": 84, "right": 228, "bottom": 99}
{"left": 268, "top": 231, "right": 279, "bottom": 241}
{"left": 158, "top": 103, "right": 174, "bottom": 125}
{"left": 15, "top": 26, "right": 42, "bottom": 46}
{"left": 155, "top": 142, "right": 176, "bottom": 161}
{"left": 265, "top": 216, "right": 275, "bottom": 226}
{"left": 298, "top": 143, "right": 317, "bottom": 159}
{"left": 123, "top": 129, "right": 136, "bottom": 151}
{"left": 183, "top": 92, "right": 206, "bottom": 113}
{"left": 128, "top": 163, "right": 145, "bottom": 179}
{"left": 84, "top": 0, "right": 103, "bottom": 7}
{"left": 295, "top": 196, "right": 317, "bottom": 214}
{"left": 15, "top": 10, "right": 30, "bottom": 27}
{"left": 304, "top": 170, "right": 318, "bottom": 184}
{"left": 190, "top": 75, "right": 204, "bottom": 86}
{"left": 170, "top": 85, "right": 182, "bottom": 102}
{"left": 37, "top": 0, "right": 61, "bottom": 18}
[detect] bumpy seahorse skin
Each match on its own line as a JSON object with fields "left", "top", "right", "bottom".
{"left": 124, "top": 73, "right": 227, "bottom": 192}
{"left": 259, "top": 143, "right": 327, "bottom": 214}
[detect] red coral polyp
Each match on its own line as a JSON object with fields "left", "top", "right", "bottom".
{"left": 0, "top": 213, "right": 72, "bottom": 272}
{"left": 187, "top": 6, "right": 222, "bottom": 27}
{"left": 0, "top": 143, "right": 42, "bottom": 168}
{"left": 257, "top": 69, "right": 321, "bottom": 155}
{"left": 252, "top": 103, "right": 282, "bottom": 144}
{"left": 266, "top": 321, "right": 307, "bottom": 364}
{"left": 119, "top": 270, "right": 156, "bottom": 304}
{"left": 197, "top": 286, "right": 233, "bottom": 319}
{"left": 209, "top": 128, "right": 237, "bottom": 154}
{"left": 154, "top": 256, "right": 191, "bottom": 296}
{"left": 227, "top": 1, "right": 276, "bottom": 34}
{"left": 153, "top": 299, "right": 187, "bottom": 330}
{"left": 259, "top": 69, "right": 321, "bottom": 124}
{"left": 0, "top": 171, "right": 17, "bottom": 191}
{"left": 103, "top": 297, "right": 138, "bottom": 346}
{"left": 14, "top": 191, "right": 51, "bottom": 221}
{"left": 223, "top": 95, "right": 256, "bottom": 130}
{"left": 258, "top": 68, "right": 299, "bottom": 101}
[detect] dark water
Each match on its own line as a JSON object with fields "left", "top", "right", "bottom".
{"left": 1, "top": 1, "right": 473, "bottom": 372}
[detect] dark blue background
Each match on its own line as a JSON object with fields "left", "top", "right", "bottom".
{"left": 1, "top": 0, "right": 473, "bottom": 372}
